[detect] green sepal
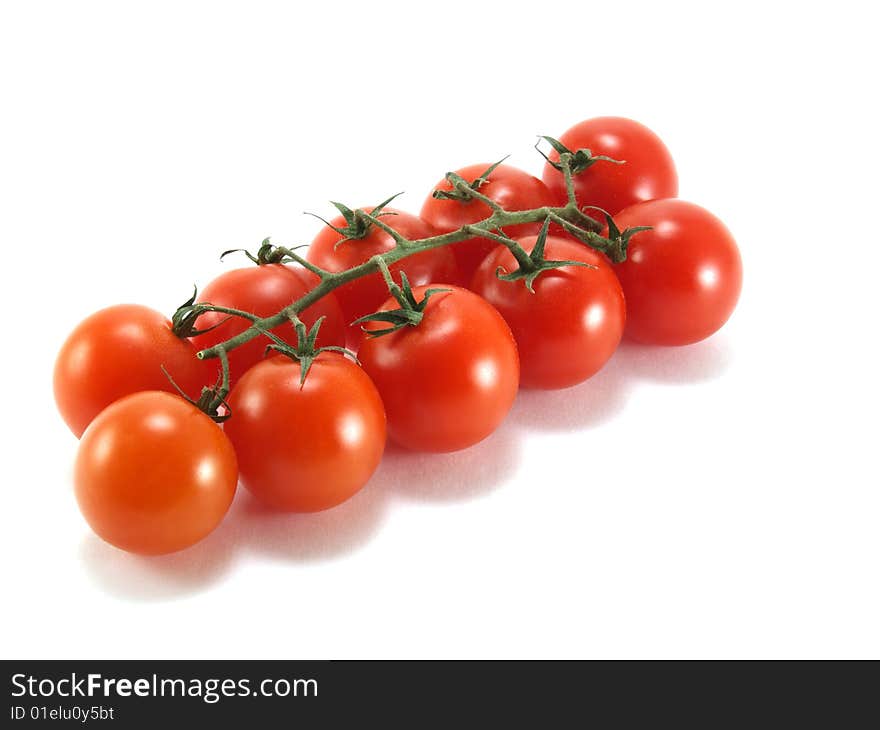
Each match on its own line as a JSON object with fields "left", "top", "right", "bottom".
{"left": 306, "top": 193, "right": 404, "bottom": 247}
{"left": 496, "top": 259, "right": 594, "bottom": 293}
{"left": 161, "top": 364, "right": 232, "bottom": 423}
{"left": 219, "top": 237, "right": 295, "bottom": 266}
{"left": 354, "top": 272, "right": 450, "bottom": 337}
{"left": 493, "top": 218, "right": 596, "bottom": 293}
{"left": 261, "top": 316, "right": 358, "bottom": 387}
{"left": 535, "top": 136, "right": 624, "bottom": 174}
{"left": 583, "top": 207, "right": 652, "bottom": 262}
{"left": 170, "top": 286, "right": 233, "bottom": 338}
{"left": 432, "top": 156, "right": 510, "bottom": 202}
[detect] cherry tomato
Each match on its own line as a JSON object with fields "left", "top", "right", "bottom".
{"left": 54, "top": 304, "right": 216, "bottom": 438}
{"left": 612, "top": 199, "right": 742, "bottom": 345}
{"left": 225, "top": 353, "right": 386, "bottom": 512}
{"left": 74, "top": 391, "right": 238, "bottom": 555}
{"left": 193, "top": 264, "right": 345, "bottom": 386}
{"left": 542, "top": 117, "right": 678, "bottom": 221}
{"left": 420, "top": 163, "right": 554, "bottom": 283}
{"left": 306, "top": 208, "right": 459, "bottom": 341}
{"left": 358, "top": 285, "right": 519, "bottom": 452}
{"left": 471, "top": 236, "right": 625, "bottom": 389}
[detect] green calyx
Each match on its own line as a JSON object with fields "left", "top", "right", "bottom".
{"left": 263, "top": 315, "right": 357, "bottom": 387}
{"left": 584, "top": 207, "right": 652, "bottom": 263}
{"left": 354, "top": 271, "right": 449, "bottom": 337}
{"left": 170, "top": 287, "right": 232, "bottom": 338}
{"left": 220, "top": 237, "right": 323, "bottom": 273}
{"left": 161, "top": 358, "right": 232, "bottom": 423}
{"left": 536, "top": 136, "right": 624, "bottom": 175}
{"left": 171, "top": 288, "right": 262, "bottom": 339}
{"left": 495, "top": 219, "right": 596, "bottom": 293}
{"left": 220, "top": 237, "right": 299, "bottom": 266}
{"left": 170, "top": 288, "right": 203, "bottom": 338}
{"left": 432, "top": 156, "right": 509, "bottom": 202}
{"left": 307, "top": 193, "right": 403, "bottom": 247}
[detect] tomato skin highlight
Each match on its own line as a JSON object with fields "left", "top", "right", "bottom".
{"left": 612, "top": 199, "right": 742, "bottom": 346}
{"left": 74, "top": 391, "right": 238, "bottom": 555}
{"left": 54, "top": 304, "right": 216, "bottom": 438}
{"left": 193, "top": 264, "right": 345, "bottom": 387}
{"left": 542, "top": 116, "right": 678, "bottom": 220}
{"left": 420, "top": 163, "right": 554, "bottom": 283}
{"left": 358, "top": 285, "right": 519, "bottom": 453}
{"left": 225, "top": 354, "right": 386, "bottom": 512}
{"left": 306, "top": 208, "right": 459, "bottom": 340}
{"left": 471, "top": 236, "right": 625, "bottom": 389}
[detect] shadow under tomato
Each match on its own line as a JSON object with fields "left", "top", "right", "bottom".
{"left": 509, "top": 335, "right": 733, "bottom": 432}
{"left": 78, "top": 338, "right": 730, "bottom": 601}
{"left": 78, "top": 422, "right": 521, "bottom": 600}
{"left": 231, "top": 477, "right": 390, "bottom": 564}
{"left": 371, "top": 421, "right": 522, "bottom": 503}
{"left": 509, "top": 354, "right": 631, "bottom": 432}
{"left": 614, "top": 336, "right": 734, "bottom": 385}
{"left": 78, "top": 513, "right": 239, "bottom": 602}
{"left": 184, "top": 422, "right": 519, "bottom": 565}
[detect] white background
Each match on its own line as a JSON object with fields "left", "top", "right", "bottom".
{"left": 1, "top": 1, "right": 878, "bottom": 659}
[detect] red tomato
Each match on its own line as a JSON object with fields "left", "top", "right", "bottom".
{"left": 225, "top": 354, "right": 386, "bottom": 512}
{"left": 358, "top": 285, "right": 519, "bottom": 452}
{"left": 75, "top": 391, "right": 238, "bottom": 555}
{"left": 421, "top": 163, "right": 554, "bottom": 283}
{"left": 612, "top": 199, "right": 742, "bottom": 345}
{"left": 471, "top": 236, "right": 625, "bottom": 389}
{"left": 306, "top": 208, "right": 459, "bottom": 339}
{"left": 542, "top": 117, "right": 678, "bottom": 221}
{"left": 54, "top": 304, "right": 216, "bottom": 438}
{"left": 193, "top": 264, "right": 345, "bottom": 386}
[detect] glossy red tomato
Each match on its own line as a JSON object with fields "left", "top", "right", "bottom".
{"left": 612, "top": 199, "right": 742, "bottom": 345}
{"left": 225, "top": 353, "right": 386, "bottom": 511}
{"left": 471, "top": 236, "right": 625, "bottom": 389}
{"left": 54, "top": 304, "right": 216, "bottom": 437}
{"left": 75, "top": 391, "right": 238, "bottom": 555}
{"left": 306, "top": 208, "right": 459, "bottom": 340}
{"left": 193, "top": 264, "right": 345, "bottom": 386}
{"left": 542, "top": 117, "right": 678, "bottom": 221}
{"left": 421, "top": 163, "right": 554, "bottom": 283}
{"left": 358, "top": 285, "right": 519, "bottom": 452}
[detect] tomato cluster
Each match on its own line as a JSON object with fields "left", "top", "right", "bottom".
{"left": 54, "top": 117, "right": 742, "bottom": 555}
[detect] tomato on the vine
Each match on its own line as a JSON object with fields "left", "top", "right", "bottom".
{"left": 193, "top": 264, "right": 346, "bottom": 386}
{"left": 357, "top": 285, "right": 519, "bottom": 452}
{"left": 611, "top": 199, "right": 742, "bottom": 345}
{"left": 420, "top": 163, "right": 554, "bottom": 283}
{"left": 225, "top": 353, "right": 386, "bottom": 512}
{"left": 542, "top": 117, "right": 678, "bottom": 221}
{"left": 75, "top": 391, "right": 238, "bottom": 555}
{"left": 54, "top": 304, "right": 216, "bottom": 437}
{"left": 306, "top": 207, "right": 459, "bottom": 340}
{"left": 471, "top": 236, "right": 625, "bottom": 389}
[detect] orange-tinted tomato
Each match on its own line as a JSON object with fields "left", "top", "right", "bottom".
{"left": 75, "top": 391, "right": 238, "bottom": 555}
{"left": 54, "top": 304, "right": 216, "bottom": 437}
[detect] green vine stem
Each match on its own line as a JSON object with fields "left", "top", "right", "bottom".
{"left": 192, "top": 152, "right": 644, "bottom": 398}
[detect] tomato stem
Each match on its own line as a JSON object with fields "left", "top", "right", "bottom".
{"left": 560, "top": 152, "right": 578, "bottom": 208}
{"left": 374, "top": 257, "right": 408, "bottom": 308}
{"left": 193, "top": 153, "right": 646, "bottom": 389}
